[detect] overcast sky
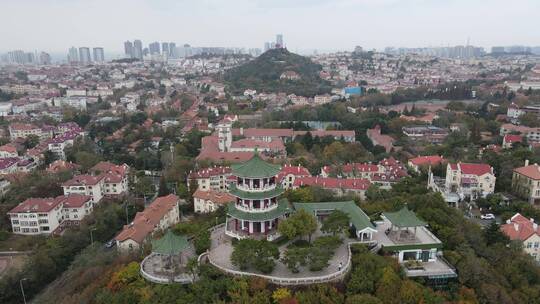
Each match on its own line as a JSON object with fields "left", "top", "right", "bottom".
{"left": 1, "top": 0, "right": 539, "bottom": 54}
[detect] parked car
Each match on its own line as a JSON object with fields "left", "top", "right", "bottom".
{"left": 480, "top": 213, "right": 495, "bottom": 220}
{"left": 105, "top": 240, "right": 116, "bottom": 249}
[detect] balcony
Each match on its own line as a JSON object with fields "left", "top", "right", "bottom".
{"left": 225, "top": 219, "right": 281, "bottom": 241}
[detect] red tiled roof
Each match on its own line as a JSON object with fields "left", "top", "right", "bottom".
{"left": 0, "top": 157, "right": 20, "bottom": 170}
{"left": 501, "top": 213, "right": 539, "bottom": 241}
{"left": 230, "top": 138, "right": 285, "bottom": 151}
{"left": 115, "top": 194, "right": 179, "bottom": 244}
{"left": 409, "top": 155, "right": 444, "bottom": 166}
{"left": 9, "top": 197, "right": 61, "bottom": 213}
{"left": 514, "top": 164, "right": 540, "bottom": 180}
{"left": 193, "top": 189, "right": 235, "bottom": 205}
{"left": 62, "top": 174, "right": 103, "bottom": 187}
{"left": 277, "top": 164, "right": 311, "bottom": 181}
{"left": 294, "top": 176, "right": 371, "bottom": 191}
{"left": 454, "top": 163, "right": 493, "bottom": 176}
{"left": 504, "top": 134, "right": 523, "bottom": 144}
{"left": 231, "top": 128, "right": 293, "bottom": 138}
{"left": 56, "top": 194, "right": 92, "bottom": 208}
{"left": 0, "top": 144, "right": 17, "bottom": 154}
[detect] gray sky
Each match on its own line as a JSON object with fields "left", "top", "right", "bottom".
{"left": 1, "top": 0, "right": 539, "bottom": 54}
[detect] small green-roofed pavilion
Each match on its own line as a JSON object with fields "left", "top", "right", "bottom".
{"left": 231, "top": 153, "right": 281, "bottom": 178}
{"left": 383, "top": 206, "right": 426, "bottom": 228}
{"left": 152, "top": 230, "right": 189, "bottom": 256}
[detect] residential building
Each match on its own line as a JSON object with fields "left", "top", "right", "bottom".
{"left": 408, "top": 155, "right": 445, "bottom": 173}
{"left": 193, "top": 189, "right": 235, "bottom": 213}
{"left": 277, "top": 164, "right": 311, "bottom": 189}
{"left": 93, "top": 47, "right": 105, "bottom": 62}
{"left": 62, "top": 175, "right": 104, "bottom": 204}
{"left": 188, "top": 166, "right": 232, "bottom": 192}
{"left": 9, "top": 123, "right": 53, "bottom": 141}
{"left": 429, "top": 162, "right": 496, "bottom": 202}
{"left": 503, "top": 134, "right": 523, "bottom": 149}
{"left": 293, "top": 176, "right": 371, "bottom": 199}
{"left": 367, "top": 125, "right": 395, "bottom": 153}
{"left": 501, "top": 213, "right": 540, "bottom": 262}
{"left": 115, "top": 194, "right": 181, "bottom": 251}
{"left": 8, "top": 197, "right": 64, "bottom": 235}
{"left": 512, "top": 161, "right": 540, "bottom": 205}
{"left": 78, "top": 47, "right": 91, "bottom": 64}
{"left": 402, "top": 126, "right": 449, "bottom": 144}
{"left": 90, "top": 162, "right": 130, "bottom": 196}
{"left": 57, "top": 194, "right": 93, "bottom": 226}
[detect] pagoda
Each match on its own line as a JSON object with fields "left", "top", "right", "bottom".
{"left": 225, "top": 153, "right": 290, "bottom": 241}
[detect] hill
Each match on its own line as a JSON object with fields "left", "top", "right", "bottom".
{"left": 224, "top": 48, "right": 331, "bottom": 97}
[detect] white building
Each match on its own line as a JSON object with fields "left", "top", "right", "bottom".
{"left": 115, "top": 194, "right": 181, "bottom": 252}
{"left": 62, "top": 175, "right": 104, "bottom": 204}
{"left": 8, "top": 198, "right": 64, "bottom": 235}
{"left": 193, "top": 189, "right": 235, "bottom": 213}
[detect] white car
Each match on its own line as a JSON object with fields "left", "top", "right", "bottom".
{"left": 480, "top": 213, "right": 495, "bottom": 220}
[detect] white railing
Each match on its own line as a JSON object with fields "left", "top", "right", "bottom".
{"left": 206, "top": 240, "right": 368, "bottom": 286}
{"left": 235, "top": 184, "right": 277, "bottom": 193}
{"left": 235, "top": 203, "right": 279, "bottom": 213}
{"left": 140, "top": 253, "right": 195, "bottom": 285}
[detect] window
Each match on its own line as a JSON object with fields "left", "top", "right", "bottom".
{"left": 527, "top": 242, "right": 533, "bottom": 248}
{"left": 38, "top": 219, "right": 48, "bottom": 224}
{"left": 12, "top": 220, "right": 19, "bottom": 225}
{"left": 535, "top": 242, "right": 540, "bottom": 248}
{"left": 13, "top": 227, "right": 20, "bottom": 232}
{"left": 41, "top": 226, "right": 49, "bottom": 231}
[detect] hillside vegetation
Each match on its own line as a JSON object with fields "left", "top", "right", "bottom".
{"left": 224, "top": 48, "right": 331, "bottom": 97}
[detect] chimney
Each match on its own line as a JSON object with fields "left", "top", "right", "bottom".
{"left": 506, "top": 219, "right": 511, "bottom": 224}
{"left": 525, "top": 159, "right": 530, "bottom": 166}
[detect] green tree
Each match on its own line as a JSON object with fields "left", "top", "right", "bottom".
{"left": 278, "top": 209, "right": 317, "bottom": 242}
{"left": 231, "top": 239, "right": 279, "bottom": 273}
{"left": 345, "top": 294, "right": 382, "bottom": 304}
{"left": 375, "top": 267, "right": 401, "bottom": 304}
{"left": 321, "top": 210, "right": 350, "bottom": 236}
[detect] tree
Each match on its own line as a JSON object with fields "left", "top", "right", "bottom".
{"left": 272, "top": 288, "right": 293, "bottom": 303}
{"left": 24, "top": 134, "right": 40, "bottom": 149}
{"left": 231, "top": 239, "right": 279, "bottom": 273}
{"left": 133, "top": 175, "right": 154, "bottom": 197}
{"left": 521, "top": 112, "right": 540, "bottom": 127}
{"left": 483, "top": 222, "right": 509, "bottom": 246}
{"left": 321, "top": 210, "right": 350, "bottom": 236}
{"left": 186, "top": 257, "right": 199, "bottom": 281}
{"left": 345, "top": 294, "right": 382, "bottom": 304}
{"left": 157, "top": 175, "right": 170, "bottom": 196}
{"left": 375, "top": 267, "right": 401, "bottom": 304}
{"left": 278, "top": 209, "right": 317, "bottom": 242}
{"left": 281, "top": 247, "right": 309, "bottom": 273}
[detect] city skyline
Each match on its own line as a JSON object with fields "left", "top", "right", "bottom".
{"left": 1, "top": 0, "right": 539, "bottom": 53}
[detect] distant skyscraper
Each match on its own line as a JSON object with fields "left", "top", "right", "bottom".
{"left": 78, "top": 47, "right": 91, "bottom": 64}
{"left": 169, "top": 42, "right": 176, "bottom": 57}
{"left": 149, "top": 42, "right": 160, "bottom": 54}
{"left": 264, "top": 42, "right": 270, "bottom": 52}
{"left": 124, "top": 41, "right": 133, "bottom": 58}
{"left": 7, "top": 50, "right": 34, "bottom": 65}
{"left": 68, "top": 47, "right": 79, "bottom": 64}
{"left": 133, "top": 40, "right": 143, "bottom": 59}
{"left": 39, "top": 52, "right": 51, "bottom": 65}
{"left": 276, "top": 34, "right": 283, "bottom": 48}
{"left": 162, "top": 42, "right": 169, "bottom": 56}
{"left": 93, "top": 47, "right": 105, "bottom": 62}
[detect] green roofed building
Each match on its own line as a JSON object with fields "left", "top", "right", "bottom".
{"left": 374, "top": 206, "right": 457, "bottom": 279}
{"left": 151, "top": 230, "right": 189, "bottom": 256}
{"left": 293, "top": 201, "right": 377, "bottom": 242}
{"left": 225, "top": 154, "right": 290, "bottom": 241}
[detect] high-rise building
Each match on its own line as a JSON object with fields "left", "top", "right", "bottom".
{"left": 133, "top": 40, "right": 143, "bottom": 59}
{"left": 124, "top": 41, "right": 133, "bottom": 58}
{"left": 491, "top": 46, "right": 505, "bottom": 54}
{"left": 162, "top": 42, "right": 169, "bottom": 56}
{"left": 78, "top": 47, "right": 91, "bottom": 64}
{"left": 7, "top": 50, "right": 34, "bottom": 65}
{"left": 93, "top": 47, "right": 105, "bottom": 62}
{"left": 169, "top": 42, "right": 177, "bottom": 58}
{"left": 149, "top": 42, "right": 160, "bottom": 54}
{"left": 276, "top": 34, "right": 283, "bottom": 48}
{"left": 39, "top": 52, "right": 51, "bottom": 65}
{"left": 68, "top": 47, "right": 79, "bottom": 64}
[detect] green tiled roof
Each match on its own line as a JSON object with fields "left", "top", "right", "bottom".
{"left": 231, "top": 153, "right": 281, "bottom": 178}
{"left": 151, "top": 230, "right": 189, "bottom": 255}
{"left": 227, "top": 199, "right": 291, "bottom": 221}
{"left": 293, "top": 201, "right": 375, "bottom": 231}
{"left": 383, "top": 207, "right": 426, "bottom": 228}
{"left": 229, "top": 183, "right": 284, "bottom": 199}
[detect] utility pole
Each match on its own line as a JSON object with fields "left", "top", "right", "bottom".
{"left": 90, "top": 228, "right": 97, "bottom": 246}
{"left": 20, "top": 278, "right": 28, "bottom": 304}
